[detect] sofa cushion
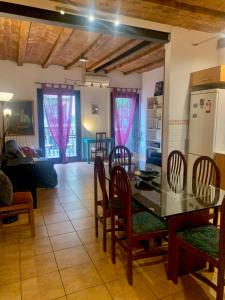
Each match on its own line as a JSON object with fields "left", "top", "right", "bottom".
{"left": 0, "top": 170, "right": 13, "bottom": 205}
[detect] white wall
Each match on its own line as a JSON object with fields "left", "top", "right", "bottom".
{"left": 0, "top": 61, "right": 141, "bottom": 148}
{"left": 140, "top": 67, "right": 164, "bottom": 159}
{"left": 162, "top": 27, "right": 218, "bottom": 170}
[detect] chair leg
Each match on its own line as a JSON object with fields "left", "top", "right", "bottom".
{"left": 28, "top": 205, "right": 35, "bottom": 237}
{"left": 216, "top": 265, "right": 225, "bottom": 300}
{"left": 111, "top": 215, "right": 116, "bottom": 264}
{"left": 172, "top": 239, "right": 180, "bottom": 284}
{"left": 127, "top": 247, "right": 133, "bottom": 285}
{"left": 102, "top": 209, "right": 107, "bottom": 252}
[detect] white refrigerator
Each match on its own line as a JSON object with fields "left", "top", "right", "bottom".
{"left": 188, "top": 89, "right": 225, "bottom": 179}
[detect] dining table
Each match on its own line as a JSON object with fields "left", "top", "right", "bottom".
{"left": 103, "top": 161, "right": 225, "bottom": 282}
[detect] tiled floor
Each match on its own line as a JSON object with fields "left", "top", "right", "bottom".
{"left": 0, "top": 162, "right": 220, "bottom": 299}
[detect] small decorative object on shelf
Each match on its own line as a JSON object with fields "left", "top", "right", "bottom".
{"left": 146, "top": 94, "right": 163, "bottom": 160}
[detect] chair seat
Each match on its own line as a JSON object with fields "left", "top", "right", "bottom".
{"left": 132, "top": 211, "right": 167, "bottom": 234}
{"left": 0, "top": 191, "right": 33, "bottom": 209}
{"left": 109, "top": 198, "right": 144, "bottom": 211}
{"left": 177, "top": 225, "right": 219, "bottom": 258}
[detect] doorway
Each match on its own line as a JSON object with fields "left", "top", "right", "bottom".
{"left": 38, "top": 89, "right": 81, "bottom": 163}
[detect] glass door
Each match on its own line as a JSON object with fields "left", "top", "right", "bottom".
{"left": 38, "top": 90, "right": 81, "bottom": 163}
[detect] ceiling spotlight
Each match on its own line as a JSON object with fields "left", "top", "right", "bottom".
{"left": 88, "top": 15, "right": 95, "bottom": 22}
{"left": 79, "top": 57, "right": 88, "bottom": 62}
{"left": 60, "top": 10, "right": 65, "bottom": 15}
{"left": 114, "top": 20, "right": 120, "bottom": 26}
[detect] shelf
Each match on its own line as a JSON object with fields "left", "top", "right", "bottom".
{"left": 148, "top": 108, "right": 162, "bottom": 111}
{"left": 147, "top": 128, "right": 161, "bottom": 130}
{"left": 149, "top": 139, "right": 161, "bottom": 143}
{"left": 147, "top": 146, "right": 161, "bottom": 150}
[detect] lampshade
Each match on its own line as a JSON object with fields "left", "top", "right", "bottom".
{"left": 0, "top": 92, "right": 14, "bottom": 102}
{"left": 3, "top": 108, "right": 12, "bottom": 117}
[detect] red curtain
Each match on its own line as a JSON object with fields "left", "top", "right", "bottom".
{"left": 112, "top": 88, "right": 137, "bottom": 146}
{"left": 42, "top": 84, "right": 73, "bottom": 163}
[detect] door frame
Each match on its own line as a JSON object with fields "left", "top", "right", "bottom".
{"left": 37, "top": 88, "right": 81, "bottom": 163}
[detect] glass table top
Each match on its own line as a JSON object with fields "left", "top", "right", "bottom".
{"left": 104, "top": 162, "right": 225, "bottom": 218}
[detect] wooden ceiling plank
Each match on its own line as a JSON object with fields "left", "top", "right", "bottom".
{"left": 146, "top": 0, "right": 225, "bottom": 19}
{"left": 87, "top": 39, "right": 135, "bottom": 71}
{"left": 106, "top": 44, "right": 163, "bottom": 73}
{"left": 42, "top": 27, "right": 64, "bottom": 68}
{"left": 0, "top": 2, "right": 169, "bottom": 42}
{"left": 123, "top": 57, "right": 164, "bottom": 75}
{"left": 65, "top": 34, "right": 103, "bottom": 70}
{"left": 17, "top": 20, "right": 30, "bottom": 66}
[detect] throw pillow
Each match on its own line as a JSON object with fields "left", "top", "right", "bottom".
{"left": 0, "top": 170, "right": 13, "bottom": 205}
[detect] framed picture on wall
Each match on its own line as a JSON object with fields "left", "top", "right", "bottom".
{"left": 4, "top": 101, "right": 34, "bottom": 136}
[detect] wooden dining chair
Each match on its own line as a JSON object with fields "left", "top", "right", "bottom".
{"left": 173, "top": 196, "right": 225, "bottom": 300}
{"left": 192, "top": 156, "right": 221, "bottom": 226}
{"left": 0, "top": 191, "right": 35, "bottom": 236}
{"left": 109, "top": 145, "right": 132, "bottom": 172}
{"left": 110, "top": 165, "right": 168, "bottom": 285}
{"left": 94, "top": 155, "right": 109, "bottom": 252}
{"left": 94, "top": 156, "right": 146, "bottom": 252}
{"left": 91, "top": 132, "right": 107, "bottom": 161}
{"left": 167, "top": 150, "right": 187, "bottom": 192}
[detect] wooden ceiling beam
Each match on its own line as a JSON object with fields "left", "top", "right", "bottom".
{"left": 106, "top": 44, "right": 163, "bottom": 73}
{"left": 87, "top": 39, "right": 135, "bottom": 72}
{"left": 64, "top": 34, "right": 103, "bottom": 70}
{"left": 42, "top": 27, "right": 64, "bottom": 68}
{"left": 0, "top": 1, "right": 169, "bottom": 43}
{"left": 94, "top": 41, "right": 151, "bottom": 72}
{"left": 17, "top": 20, "right": 30, "bottom": 66}
{"left": 123, "top": 58, "right": 164, "bottom": 75}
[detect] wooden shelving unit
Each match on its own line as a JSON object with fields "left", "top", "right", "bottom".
{"left": 146, "top": 95, "right": 163, "bottom": 160}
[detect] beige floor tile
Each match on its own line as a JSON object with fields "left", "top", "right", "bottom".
{"left": 34, "top": 215, "right": 45, "bottom": 227}
{"left": 66, "top": 208, "right": 92, "bottom": 220}
{"left": 62, "top": 201, "right": 86, "bottom": 211}
{"left": 71, "top": 216, "right": 95, "bottom": 231}
{"left": 44, "top": 212, "right": 69, "bottom": 225}
{"left": 0, "top": 282, "right": 21, "bottom": 300}
{"left": 60, "top": 262, "right": 102, "bottom": 294}
{"left": 47, "top": 221, "right": 74, "bottom": 236}
{"left": 21, "top": 271, "right": 65, "bottom": 300}
{"left": 139, "top": 270, "right": 182, "bottom": 299}
{"left": 94, "top": 257, "right": 127, "bottom": 283}
{"left": 41, "top": 205, "right": 65, "bottom": 215}
{"left": 58, "top": 194, "right": 82, "bottom": 204}
{"left": 84, "top": 242, "right": 110, "bottom": 261}
{"left": 19, "top": 225, "right": 48, "bottom": 240}
{"left": 77, "top": 228, "right": 102, "bottom": 245}
{"left": 67, "top": 285, "right": 111, "bottom": 300}
{"left": 54, "top": 245, "right": 91, "bottom": 269}
{"left": 106, "top": 273, "right": 157, "bottom": 300}
{"left": 20, "top": 252, "right": 57, "bottom": 280}
{"left": 0, "top": 263, "right": 20, "bottom": 286}
{"left": 19, "top": 237, "right": 52, "bottom": 257}
{"left": 50, "top": 232, "right": 81, "bottom": 251}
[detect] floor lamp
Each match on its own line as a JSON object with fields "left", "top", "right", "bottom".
{"left": 0, "top": 92, "right": 14, "bottom": 155}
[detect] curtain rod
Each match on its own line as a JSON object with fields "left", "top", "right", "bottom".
{"left": 34, "top": 82, "right": 141, "bottom": 91}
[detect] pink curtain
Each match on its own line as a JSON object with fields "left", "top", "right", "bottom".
{"left": 112, "top": 88, "right": 137, "bottom": 146}
{"left": 42, "top": 84, "right": 73, "bottom": 163}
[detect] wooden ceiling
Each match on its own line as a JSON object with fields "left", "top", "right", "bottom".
{"left": 0, "top": 16, "right": 165, "bottom": 74}
{"left": 52, "top": 0, "right": 225, "bottom": 33}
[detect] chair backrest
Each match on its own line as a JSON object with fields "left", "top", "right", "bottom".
{"left": 94, "top": 156, "right": 108, "bottom": 207}
{"left": 167, "top": 150, "right": 187, "bottom": 192}
{"left": 192, "top": 156, "right": 220, "bottom": 194}
{"left": 110, "top": 165, "right": 132, "bottom": 238}
{"left": 109, "top": 146, "right": 132, "bottom": 172}
{"left": 96, "top": 132, "right": 106, "bottom": 151}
